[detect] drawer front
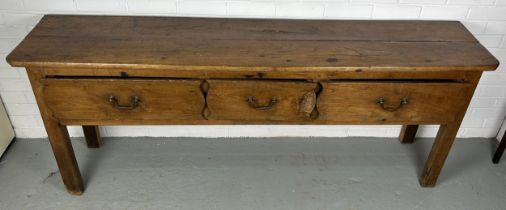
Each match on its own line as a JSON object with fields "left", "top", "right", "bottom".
{"left": 41, "top": 79, "right": 205, "bottom": 121}
{"left": 206, "top": 80, "right": 319, "bottom": 121}
{"left": 317, "top": 82, "right": 473, "bottom": 123}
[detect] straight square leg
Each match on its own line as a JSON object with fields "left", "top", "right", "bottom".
{"left": 419, "top": 123, "right": 460, "bottom": 187}
{"left": 43, "top": 119, "right": 84, "bottom": 195}
{"left": 83, "top": 126, "right": 102, "bottom": 148}
{"left": 399, "top": 125, "right": 418, "bottom": 144}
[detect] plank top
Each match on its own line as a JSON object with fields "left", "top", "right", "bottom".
{"left": 7, "top": 15, "right": 499, "bottom": 71}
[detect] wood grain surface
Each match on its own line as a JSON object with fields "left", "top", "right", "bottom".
{"left": 206, "top": 80, "right": 318, "bottom": 121}
{"left": 6, "top": 15, "right": 499, "bottom": 71}
{"left": 41, "top": 78, "right": 205, "bottom": 121}
{"left": 317, "top": 82, "right": 472, "bottom": 123}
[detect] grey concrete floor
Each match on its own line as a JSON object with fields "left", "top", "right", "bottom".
{"left": 0, "top": 137, "right": 505, "bottom": 210}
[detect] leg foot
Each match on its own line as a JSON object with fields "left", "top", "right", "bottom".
{"left": 67, "top": 189, "right": 84, "bottom": 196}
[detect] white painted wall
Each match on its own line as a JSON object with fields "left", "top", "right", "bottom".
{"left": 1, "top": 0, "right": 506, "bottom": 139}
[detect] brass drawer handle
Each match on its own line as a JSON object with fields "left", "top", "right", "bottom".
{"left": 377, "top": 97, "right": 408, "bottom": 112}
{"left": 108, "top": 95, "right": 141, "bottom": 110}
{"left": 246, "top": 96, "right": 278, "bottom": 110}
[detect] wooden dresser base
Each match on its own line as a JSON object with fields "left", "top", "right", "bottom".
{"left": 26, "top": 70, "right": 481, "bottom": 195}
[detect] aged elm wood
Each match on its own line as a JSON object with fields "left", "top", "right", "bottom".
{"left": 399, "top": 125, "right": 419, "bottom": 144}
{"left": 206, "top": 80, "right": 319, "bottom": 121}
{"left": 7, "top": 16, "right": 498, "bottom": 71}
{"left": 82, "top": 126, "right": 101, "bottom": 148}
{"left": 41, "top": 79, "right": 205, "bottom": 121}
{"left": 492, "top": 130, "right": 506, "bottom": 164}
{"left": 316, "top": 82, "right": 472, "bottom": 124}
{"left": 39, "top": 68, "right": 483, "bottom": 80}
{"left": 6, "top": 15, "right": 499, "bottom": 195}
{"left": 419, "top": 73, "right": 481, "bottom": 187}
{"left": 83, "top": 125, "right": 102, "bottom": 148}
{"left": 18, "top": 15, "right": 479, "bottom": 42}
